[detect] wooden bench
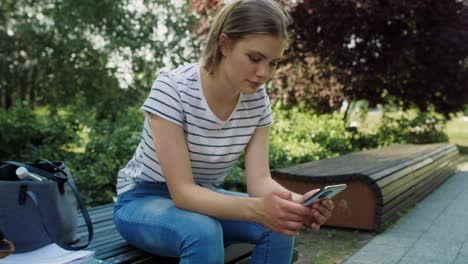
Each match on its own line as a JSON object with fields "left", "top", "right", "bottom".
{"left": 271, "top": 143, "right": 460, "bottom": 231}
{"left": 77, "top": 204, "right": 254, "bottom": 263}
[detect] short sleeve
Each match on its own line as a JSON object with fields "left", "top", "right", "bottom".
{"left": 141, "top": 73, "right": 184, "bottom": 127}
{"left": 257, "top": 92, "right": 273, "bottom": 127}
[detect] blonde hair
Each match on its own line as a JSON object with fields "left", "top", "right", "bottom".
{"left": 202, "top": 0, "right": 292, "bottom": 74}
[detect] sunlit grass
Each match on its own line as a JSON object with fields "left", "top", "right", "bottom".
{"left": 445, "top": 114, "right": 468, "bottom": 148}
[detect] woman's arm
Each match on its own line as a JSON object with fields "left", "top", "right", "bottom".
{"left": 150, "top": 113, "right": 310, "bottom": 236}
{"left": 244, "top": 126, "right": 302, "bottom": 201}
{"left": 244, "top": 126, "right": 334, "bottom": 230}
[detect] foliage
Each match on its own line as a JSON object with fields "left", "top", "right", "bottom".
{"left": 269, "top": 56, "right": 345, "bottom": 114}
{"left": 0, "top": 100, "right": 144, "bottom": 206}
{"left": 374, "top": 108, "right": 449, "bottom": 146}
{"left": 219, "top": 160, "right": 246, "bottom": 192}
{"left": 0, "top": 0, "right": 201, "bottom": 117}
{"left": 0, "top": 101, "right": 80, "bottom": 161}
{"left": 70, "top": 106, "right": 144, "bottom": 206}
{"left": 269, "top": 107, "right": 358, "bottom": 167}
{"left": 287, "top": 0, "right": 468, "bottom": 115}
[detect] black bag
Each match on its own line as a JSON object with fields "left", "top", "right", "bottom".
{"left": 0, "top": 160, "right": 93, "bottom": 253}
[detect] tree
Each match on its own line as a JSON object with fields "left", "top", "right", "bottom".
{"left": 0, "top": 0, "right": 201, "bottom": 116}
{"left": 288, "top": 0, "right": 468, "bottom": 115}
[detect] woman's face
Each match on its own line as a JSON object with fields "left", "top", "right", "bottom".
{"left": 219, "top": 34, "right": 287, "bottom": 94}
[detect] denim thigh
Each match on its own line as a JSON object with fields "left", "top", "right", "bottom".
{"left": 113, "top": 182, "right": 294, "bottom": 264}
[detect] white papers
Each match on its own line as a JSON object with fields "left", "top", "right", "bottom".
{"left": 0, "top": 243, "right": 94, "bottom": 264}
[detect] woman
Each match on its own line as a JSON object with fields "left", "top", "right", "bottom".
{"left": 113, "top": 1, "right": 334, "bottom": 263}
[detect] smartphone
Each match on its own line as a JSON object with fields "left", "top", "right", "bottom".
{"left": 301, "top": 184, "right": 347, "bottom": 206}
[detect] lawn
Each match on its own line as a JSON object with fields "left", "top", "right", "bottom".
{"left": 445, "top": 114, "right": 468, "bottom": 151}
{"left": 294, "top": 227, "right": 374, "bottom": 264}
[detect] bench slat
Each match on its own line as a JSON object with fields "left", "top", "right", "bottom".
{"left": 378, "top": 153, "right": 456, "bottom": 203}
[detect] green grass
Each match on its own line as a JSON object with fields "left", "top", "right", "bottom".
{"left": 445, "top": 115, "right": 468, "bottom": 152}
{"left": 294, "top": 227, "right": 374, "bottom": 264}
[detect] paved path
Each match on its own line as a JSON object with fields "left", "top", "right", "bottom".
{"left": 344, "top": 160, "right": 468, "bottom": 264}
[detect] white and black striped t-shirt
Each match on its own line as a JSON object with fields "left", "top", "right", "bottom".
{"left": 116, "top": 63, "right": 273, "bottom": 195}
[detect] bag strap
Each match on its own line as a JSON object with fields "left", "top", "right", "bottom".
{"left": 7, "top": 160, "right": 94, "bottom": 251}
{"left": 24, "top": 190, "right": 93, "bottom": 251}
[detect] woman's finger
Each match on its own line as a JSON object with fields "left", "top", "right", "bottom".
{"left": 316, "top": 204, "right": 332, "bottom": 219}
{"left": 313, "top": 210, "right": 327, "bottom": 225}
{"left": 321, "top": 199, "right": 334, "bottom": 211}
{"left": 281, "top": 220, "right": 304, "bottom": 231}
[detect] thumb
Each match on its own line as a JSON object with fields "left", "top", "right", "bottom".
{"left": 302, "top": 189, "right": 321, "bottom": 202}
{"left": 272, "top": 189, "right": 293, "bottom": 201}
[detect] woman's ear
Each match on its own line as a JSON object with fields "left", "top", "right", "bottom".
{"left": 219, "top": 33, "right": 232, "bottom": 57}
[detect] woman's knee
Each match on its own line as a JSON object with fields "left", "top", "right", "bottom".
{"left": 255, "top": 226, "right": 294, "bottom": 248}
{"left": 269, "top": 231, "right": 295, "bottom": 249}
{"left": 176, "top": 214, "right": 224, "bottom": 263}
{"left": 251, "top": 228, "right": 295, "bottom": 264}
{"left": 182, "top": 213, "right": 224, "bottom": 246}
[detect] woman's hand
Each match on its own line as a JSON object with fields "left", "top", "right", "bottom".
{"left": 257, "top": 189, "right": 311, "bottom": 236}
{"left": 300, "top": 189, "right": 335, "bottom": 231}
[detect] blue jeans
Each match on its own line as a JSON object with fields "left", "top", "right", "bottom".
{"left": 113, "top": 182, "right": 295, "bottom": 264}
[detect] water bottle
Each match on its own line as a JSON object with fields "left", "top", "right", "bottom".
{"left": 15, "top": 167, "right": 45, "bottom": 181}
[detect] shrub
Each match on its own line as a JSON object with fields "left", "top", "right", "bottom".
{"left": 69, "top": 107, "right": 144, "bottom": 206}
{"left": 269, "top": 107, "right": 358, "bottom": 167}
{"left": 0, "top": 102, "right": 80, "bottom": 161}
{"left": 375, "top": 109, "right": 448, "bottom": 146}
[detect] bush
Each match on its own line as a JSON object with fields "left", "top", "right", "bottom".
{"left": 0, "top": 102, "right": 80, "bottom": 161}
{"left": 220, "top": 160, "right": 247, "bottom": 192}
{"left": 0, "top": 101, "right": 144, "bottom": 206}
{"left": 375, "top": 109, "right": 448, "bottom": 146}
{"left": 269, "top": 107, "right": 359, "bottom": 168}
{"left": 69, "top": 107, "right": 144, "bottom": 206}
